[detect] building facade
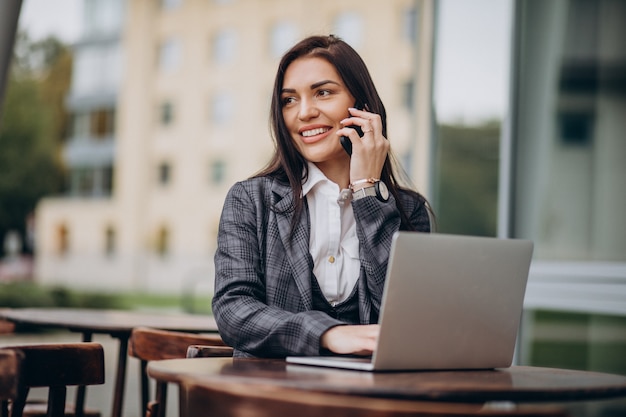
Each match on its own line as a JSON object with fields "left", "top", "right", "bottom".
{"left": 34, "top": 0, "right": 427, "bottom": 294}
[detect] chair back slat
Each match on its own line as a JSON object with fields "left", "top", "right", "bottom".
{"left": 129, "top": 327, "right": 227, "bottom": 361}
{"left": 12, "top": 343, "right": 104, "bottom": 387}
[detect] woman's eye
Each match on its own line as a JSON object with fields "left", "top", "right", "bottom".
{"left": 318, "top": 90, "right": 331, "bottom": 97}
{"left": 282, "top": 97, "right": 296, "bottom": 106}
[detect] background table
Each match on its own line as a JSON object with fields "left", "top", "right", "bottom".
{"left": 148, "top": 357, "right": 626, "bottom": 406}
{"left": 0, "top": 308, "right": 218, "bottom": 417}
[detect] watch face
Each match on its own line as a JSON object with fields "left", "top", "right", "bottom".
{"left": 376, "top": 181, "right": 390, "bottom": 202}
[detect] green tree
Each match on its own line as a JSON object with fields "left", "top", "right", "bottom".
{"left": 0, "top": 33, "right": 70, "bottom": 256}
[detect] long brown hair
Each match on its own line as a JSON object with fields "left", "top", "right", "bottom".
{"left": 256, "top": 35, "right": 425, "bottom": 235}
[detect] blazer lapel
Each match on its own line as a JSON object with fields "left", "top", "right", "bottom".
{"left": 272, "top": 181, "right": 314, "bottom": 310}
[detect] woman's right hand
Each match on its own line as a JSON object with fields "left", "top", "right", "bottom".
{"left": 320, "top": 324, "right": 379, "bottom": 356}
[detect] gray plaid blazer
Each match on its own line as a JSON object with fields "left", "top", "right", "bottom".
{"left": 212, "top": 176, "right": 430, "bottom": 357}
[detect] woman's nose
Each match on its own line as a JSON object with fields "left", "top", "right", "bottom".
{"left": 298, "top": 99, "right": 319, "bottom": 120}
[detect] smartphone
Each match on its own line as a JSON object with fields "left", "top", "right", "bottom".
{"left": 340, "top": 101, "right": 367, "bottom": 156}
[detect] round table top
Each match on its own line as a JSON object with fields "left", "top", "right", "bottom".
{"left": 147, "top": 357, "right": 626, "bottom": 403}
{"left": 0, "top": 307, "right": 217, "bottom": 335}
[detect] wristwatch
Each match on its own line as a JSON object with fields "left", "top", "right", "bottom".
{"left": 352, "top": 180, "right": 390, "bottom": 202}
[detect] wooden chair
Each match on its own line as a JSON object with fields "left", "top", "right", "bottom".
{"left": 1, "top": 349, "right": 22, "bottom": 417}
{"left": 127, "top": 327, "right": 233, "bottom": 417}
{"left": 1, "top": 343, "right": 104, "bottom": 417}
{"left": 181, "top": 378, "right": 569, "bottom": 417}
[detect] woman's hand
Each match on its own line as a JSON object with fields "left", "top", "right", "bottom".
{"left": 320, "top": 324, "right": 380, "bottom": 356}
{"left": 338, "top": 107, "right": 389, "bottom": 187}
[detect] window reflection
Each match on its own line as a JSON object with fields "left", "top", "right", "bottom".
{"left": 514, "top": 0, "right": 626, "bottom": 262}
{"left": 432, "top": 0, "right": 512, "bottom": 236}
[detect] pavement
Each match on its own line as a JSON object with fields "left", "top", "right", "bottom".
{"left": 0, "top": 329, "right": 178, "bottom": 417}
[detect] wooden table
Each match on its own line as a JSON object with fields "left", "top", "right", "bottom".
{"left": 0, "top": 308, "right": 218, "bottom": 417}
{"left": 148, "top": 357, "right": 626, "bottom": 413}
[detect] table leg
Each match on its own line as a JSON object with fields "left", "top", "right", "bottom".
{"left": 111, "top": 335, "right": 129, "bottom": 417}
{"left": 75, "top": 331, "right": 93, "bottom": 417}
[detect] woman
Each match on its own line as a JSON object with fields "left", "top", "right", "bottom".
{"left": 213, "top": 35, "right": 431, "bottom": 358}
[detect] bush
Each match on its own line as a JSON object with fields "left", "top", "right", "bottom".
{"left": 0, "top": 281, "right": 126, "bottom": 309}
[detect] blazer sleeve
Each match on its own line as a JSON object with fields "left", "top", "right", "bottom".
{"left": 212, "top": 181, "right": 343, "bottom": 357}
{"left": 352, "top": 190, "right": 431, "bottom": 317}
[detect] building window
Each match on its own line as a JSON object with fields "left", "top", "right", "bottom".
{"left": 210, "top": 92, "right": 234, "bottom": 125}
{"left": 160, "top": 101, "right": 174, "bottom": 126}
{"left": 270, "top": 22, "right": 297, "bottom": 58}
{"left": 68, "top": 166, "right": 113, "bottom": 197}
{"left": 333, "top": 12, "right": 363, "bottom": 49}
{"left": 155, "top": 225, "right": 170, "bottom": 256}
{"left": 72, "top": 44, "right": 122, "bottom": 95}
{"left": 70, "top": 112, "right": 90, "bottom": 139}
{"left": 92, "top": 109, "right": 115, "bottom": 138}
{"left": 403, "top": 6, "right": 419, "bottom": 43}
{"left": 211, "top": 29, "right": 237, "bottom": 65}
{"left": 210, "top": 159, "right": 226, "bottom": 185}
{"left": 158, "top": 38, "right": 181, "bottom": 72}
{"left": 104, "top": 225, "right": 116, "bottom": 256}
{"left": 161, "top": 0, "right": 182, "bottom": 11}
{"left": 403, "top": 79, "right": 415, "bottom": 111}
{"left": 158, "top": 162, "right": 171, "bottom": 185}
{"left": 102, "top": 165, "right": 114, "bottom": 194}
{"left": 69, "top": 109, "right": 115, "bottom": 140}
{"left": 56, "top": 224, "right": 69, "bottom": 256}
{"left": 84, "top": 0, "right": 123, "bottom": 36}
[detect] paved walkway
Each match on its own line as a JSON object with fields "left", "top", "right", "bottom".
{"left": 0, "top": 330, "right": 178, "bottom": 417}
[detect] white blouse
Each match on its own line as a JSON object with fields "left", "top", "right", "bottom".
{"left": 302, "top": 163, "right": 360, "bottom": 306}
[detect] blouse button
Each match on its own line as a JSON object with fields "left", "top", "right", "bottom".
{"left": 328, "top": 256, "right": 335, "bottom": 263}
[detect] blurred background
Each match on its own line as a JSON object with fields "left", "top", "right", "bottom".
{"left": 1, "top": 0, "right": 625, "bottom": 398}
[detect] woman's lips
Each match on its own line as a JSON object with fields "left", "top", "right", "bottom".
{"left": 299, "top": 126, "right": 332, "bottom": 143}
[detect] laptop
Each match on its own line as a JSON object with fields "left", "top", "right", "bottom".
{"left": 286, "top": 232, "right": 533, "bottom": 371}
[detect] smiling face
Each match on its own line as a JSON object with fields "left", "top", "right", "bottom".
{"left": 280, "top": 56, "right": 355, "bottom": 171}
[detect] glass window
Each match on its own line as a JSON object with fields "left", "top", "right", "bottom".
{"left": 91, "top": 109, "right": 115, "bottom": 138}
{"left": 158, "top": 162, "right": 171, "bottom": 185}
{"left": 160, "top": 101, "right": 174, "bottom": 126}
{"left": 210, "top": 92, "right": 234, "bottom": 125}
{"left": 155, "top": 225, "right": 170, "bottom": 256}
{"left": 211, "top": 29, "right": 237, "bottom": 65}
{"left": 431, "top": 0, "right": 513, "bottom": 236}
{"left": 72, "top": 43, "right": 122, "bottom": 95}
{"left": 70, "top": 112, "right": 91, "bottom": 140}
{"left": 510, "top": 0, "right": 626, "bottom": 387}
{"left": 56, "top": 224, "right": 69, "bottom": 256}
{"left": 161, "top": 0, "right": 182, "bottom": 11}
{"left": 104, "top": 225, "right": 116, "bottom": 256}
{"left": 210, "top": 159, "right": 226, "bottom": 184}
{"left": 403, "top": 5, "right": 419, "bottom": 43}
{"left": 403, "top": 79, "right": 414, "bottom": 111}
{"left": 332, "top": 12, "right": 363, "bottom": 49}
{"left": 513, "top": 0, "right": 626, "bottom": 262}
{"left": 270, "top": 21, "right": 298, "bottom": 58}
{"left": 101, "top": 165, "right": 114, "bottom": 194}
{"left": 158, "top": 38, "right": 181, "bottom": 72}
{"left": 84, "top": 0, "right": 123, "bottom": 36}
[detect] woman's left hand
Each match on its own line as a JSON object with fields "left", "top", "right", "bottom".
{"left": 338, "top": 107, "right": 390, "bottom": 187}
